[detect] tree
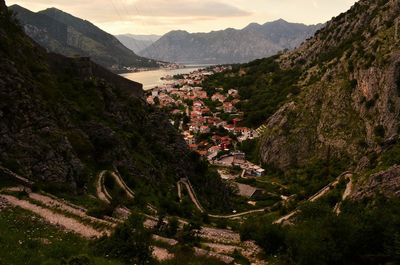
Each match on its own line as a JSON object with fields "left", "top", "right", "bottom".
{"left": 94, "top": 214, "right": 153, "bottom": 265}
{"left": 165, "top": 217, "right": 179, "bottom": 237}
{"left": 177, "top": 221, "right": 201, "bottom": 246}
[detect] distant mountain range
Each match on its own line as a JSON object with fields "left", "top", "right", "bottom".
{"left": 116, "top": 34, "right": 161, "bottom": 54}
{"left": 139, "top": 19, "right": 323, "bottom": 64}
{"left": 9, "top": 5, "right": 159, "bottom": 70}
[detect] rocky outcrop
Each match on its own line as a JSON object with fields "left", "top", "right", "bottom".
{"left": 140, "top": 20, "right": 322, "bottom": 64}
{"left": 351, "top": 165, "right": 400, "bottom": 199}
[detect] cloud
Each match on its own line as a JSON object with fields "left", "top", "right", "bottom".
{"left": 132, "top": 0, "right": 251, "bottom": 18}
{"left": 7, "top": 0, "right": 251, "bottom": 22}
{"left": 6, "top": 0, "right": 357, "bottom": 35}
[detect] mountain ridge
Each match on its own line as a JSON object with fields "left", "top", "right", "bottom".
{"left": 115, "top": 34, "right": 161, "bottom": 53}
{"left": 139, "top": 19, "right": 323, "bottom": 64}
{"left": 9, "top": 5, "right": 158, "bottom": 70}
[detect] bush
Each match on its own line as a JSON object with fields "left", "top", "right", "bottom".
{"left": 94, "top": 214, "right": 153, "bottom": 265}
{"left": 87, "top": 204, "right": 114, "bottom": 218}
{"left": 61, "top": 255, "right": 93, "bottom": 265}
{"left": 374, "top": 125, "right": 385, "bottom": 138}
{"left": 241, "top": 198, "right": 400, "bottom": 265}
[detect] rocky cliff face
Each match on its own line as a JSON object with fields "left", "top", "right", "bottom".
{"left": 140, "top": 20, "right": 322, "bottom": 64}
{"left": 255, "top": 0, "right": 400, "bottom": 197}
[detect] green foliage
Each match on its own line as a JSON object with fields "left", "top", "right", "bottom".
{"left": 380, "top": 142, "right": 400, "bottom": 167}
{"left": 396, "top": 74, "right": 400, "bottom": 96}
{"left": 164, "top": 217, "right": 179, "bottom": 238}
{"left": 87, "top": 203, "right": 114, "bottom": 219}
{"left": 177, "top": 221, "right": 201, "bottom": 246}
{"left": 94, "top": 214, "right": 153, "bottom": 265}
{"left": 240, "top": 215, "right": 286, "bottom": 255}
{"left": 232, "top": 249, "right": 251, "bottom": 265}
{"left": 61, "top": 255, "right": 93, "bottom": 265}
{"left": 238, "top": 139, "right": 259, "bottom": 164}
{"left": 282, "top": 156, "right": 349, "bottom": 200}
{"left": 0, "top": 207, "right": 121, "bottom": 265}
{"left": 159, "top": 247, "right": 225, "bottom": 265}
{"left": 374, "top": 125, "right": 385, "bottom": 138}
{"left": 202, "top": 56, "right": 302, "bottom": 127}
{"left": 241, "top": 198, "right": 400, "bottom": 265}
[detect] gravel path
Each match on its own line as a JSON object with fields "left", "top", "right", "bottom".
{"left": 111, "top": 172, "right": 135, "bottom": 199}
{"left": 29, "top": 192, "right": 115, "bottom": 227}
{"left": 274, "top": 171, "right": 353, "bottom": 224}
{"left": 96, "top": 171, "right": 112, "bottom": 204}
{"left": 152, "top": 246, "right": 174, "bottom": 261}
{"left": 0, "top": 194, "right": 105, "bottom": 239}
{"left": 200, "top": 227, "right": 241, "bottom": 244}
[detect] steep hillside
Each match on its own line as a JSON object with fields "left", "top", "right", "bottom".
{"left": 9, "top": 5, "right": 158, "bottom": 70}
{"left": 140, "top": 20, "right": 322, "bottom": 64}
{"left": 0, "top": 2, "right": 232, "bottom": 211}
{"left": 116, "top": 34, "right": 161, "bottom": 53}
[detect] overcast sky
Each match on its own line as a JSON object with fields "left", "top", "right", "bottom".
{"left": 6, "top": 0, "right": 357, "bottom": 35}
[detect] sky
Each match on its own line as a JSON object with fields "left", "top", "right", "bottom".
{"left": 6, "top": 0, "right": 358, "bottom": 35}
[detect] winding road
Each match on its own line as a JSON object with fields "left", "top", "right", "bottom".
{"left": 274, "top": 171, "right": 353, "bottom": 224}
{"left": 178, "top": 171, "right": 354, "bottom": 221}
{"left": 177, "top": 178, "right": 270, "bottom": 218}
{"left": 96, "top": 170, "right": 135, "bottom": 204}
{"left": 177, "top": 178, "right": 205, "bottom": 213}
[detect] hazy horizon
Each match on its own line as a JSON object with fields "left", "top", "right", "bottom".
{"left": 6, "top": 0, "right": 357, "bottom": 35}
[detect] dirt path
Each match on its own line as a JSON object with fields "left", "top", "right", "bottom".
{"left": 194, "top": 247, "right": 235, "bottom": 264}
{"left": 0, "top": 194, "right": 106, "bottom": 238}
{"left": 209, "top": 208, "right": 268, "bottom": 219}
{"left": 152, "top": 246, "right": 174, "bottom": 261}
{"left": 200, "top": 226, "right": 241, "bottom": 245}
{"left": 28, "top": 192, "right": 115, "bottom": 227}
{"left": 178, "top": 178, "right": 270, "bottom": 219}
{"left": 96, "top": 171, "right": 112, "bottom": 204}
{"left": 110, "top": 172, "right": 135, "bottom": 199}
{"left": 334, "top": 175, "right": 353, "bottom": 214}
{"left": 274, "top": 171, "right": 353, "bottom": 224}
{"left": 178, "top": 179, "right": 205, "bottom": 213}
{"left": 0, "top": 166, "right": 34, "bottom": 186}
{"left": 96, "top": 170, "right": 135, "bottom": 204}
{"left": 202, "top": 243, "right": 240, "bottom": 255}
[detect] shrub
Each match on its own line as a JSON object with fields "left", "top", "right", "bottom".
{"left": 94, "top": 214, "right": 153, "bottom": 265}
{"left": 374, "top": 125, "right": 385, "bottom": 138}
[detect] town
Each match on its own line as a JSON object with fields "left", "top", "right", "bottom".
{"left": 146, "top": 66, "right": 265, "bottom": 180}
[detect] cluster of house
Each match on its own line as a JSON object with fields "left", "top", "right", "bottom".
{"left": 146, "top": 65, "right": 265, "bottom": 178}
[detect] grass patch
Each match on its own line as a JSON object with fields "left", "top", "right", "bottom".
{"left": 0, "top": 207, "right": 121, "bottom": 265}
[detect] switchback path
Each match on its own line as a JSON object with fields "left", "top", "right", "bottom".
{"left": 96, "top": 170, "right": 112, "bottom": 204}
{"left": 96, "top": 170, "right": 135, "bottom": 204}
{"left": 178, "top": 170, "right": 353, "bottom": 221}
{"left": 177, "top": 178, "right": 205, "bottom": 213}
{"left": 177, "top": 178, "right": 270, "bottom": 218}
{"left": 110, "top": 171, "right": 135, "bottom": 199}
{"left": 274, "top": 171, "right": 353, "bottom": 224}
